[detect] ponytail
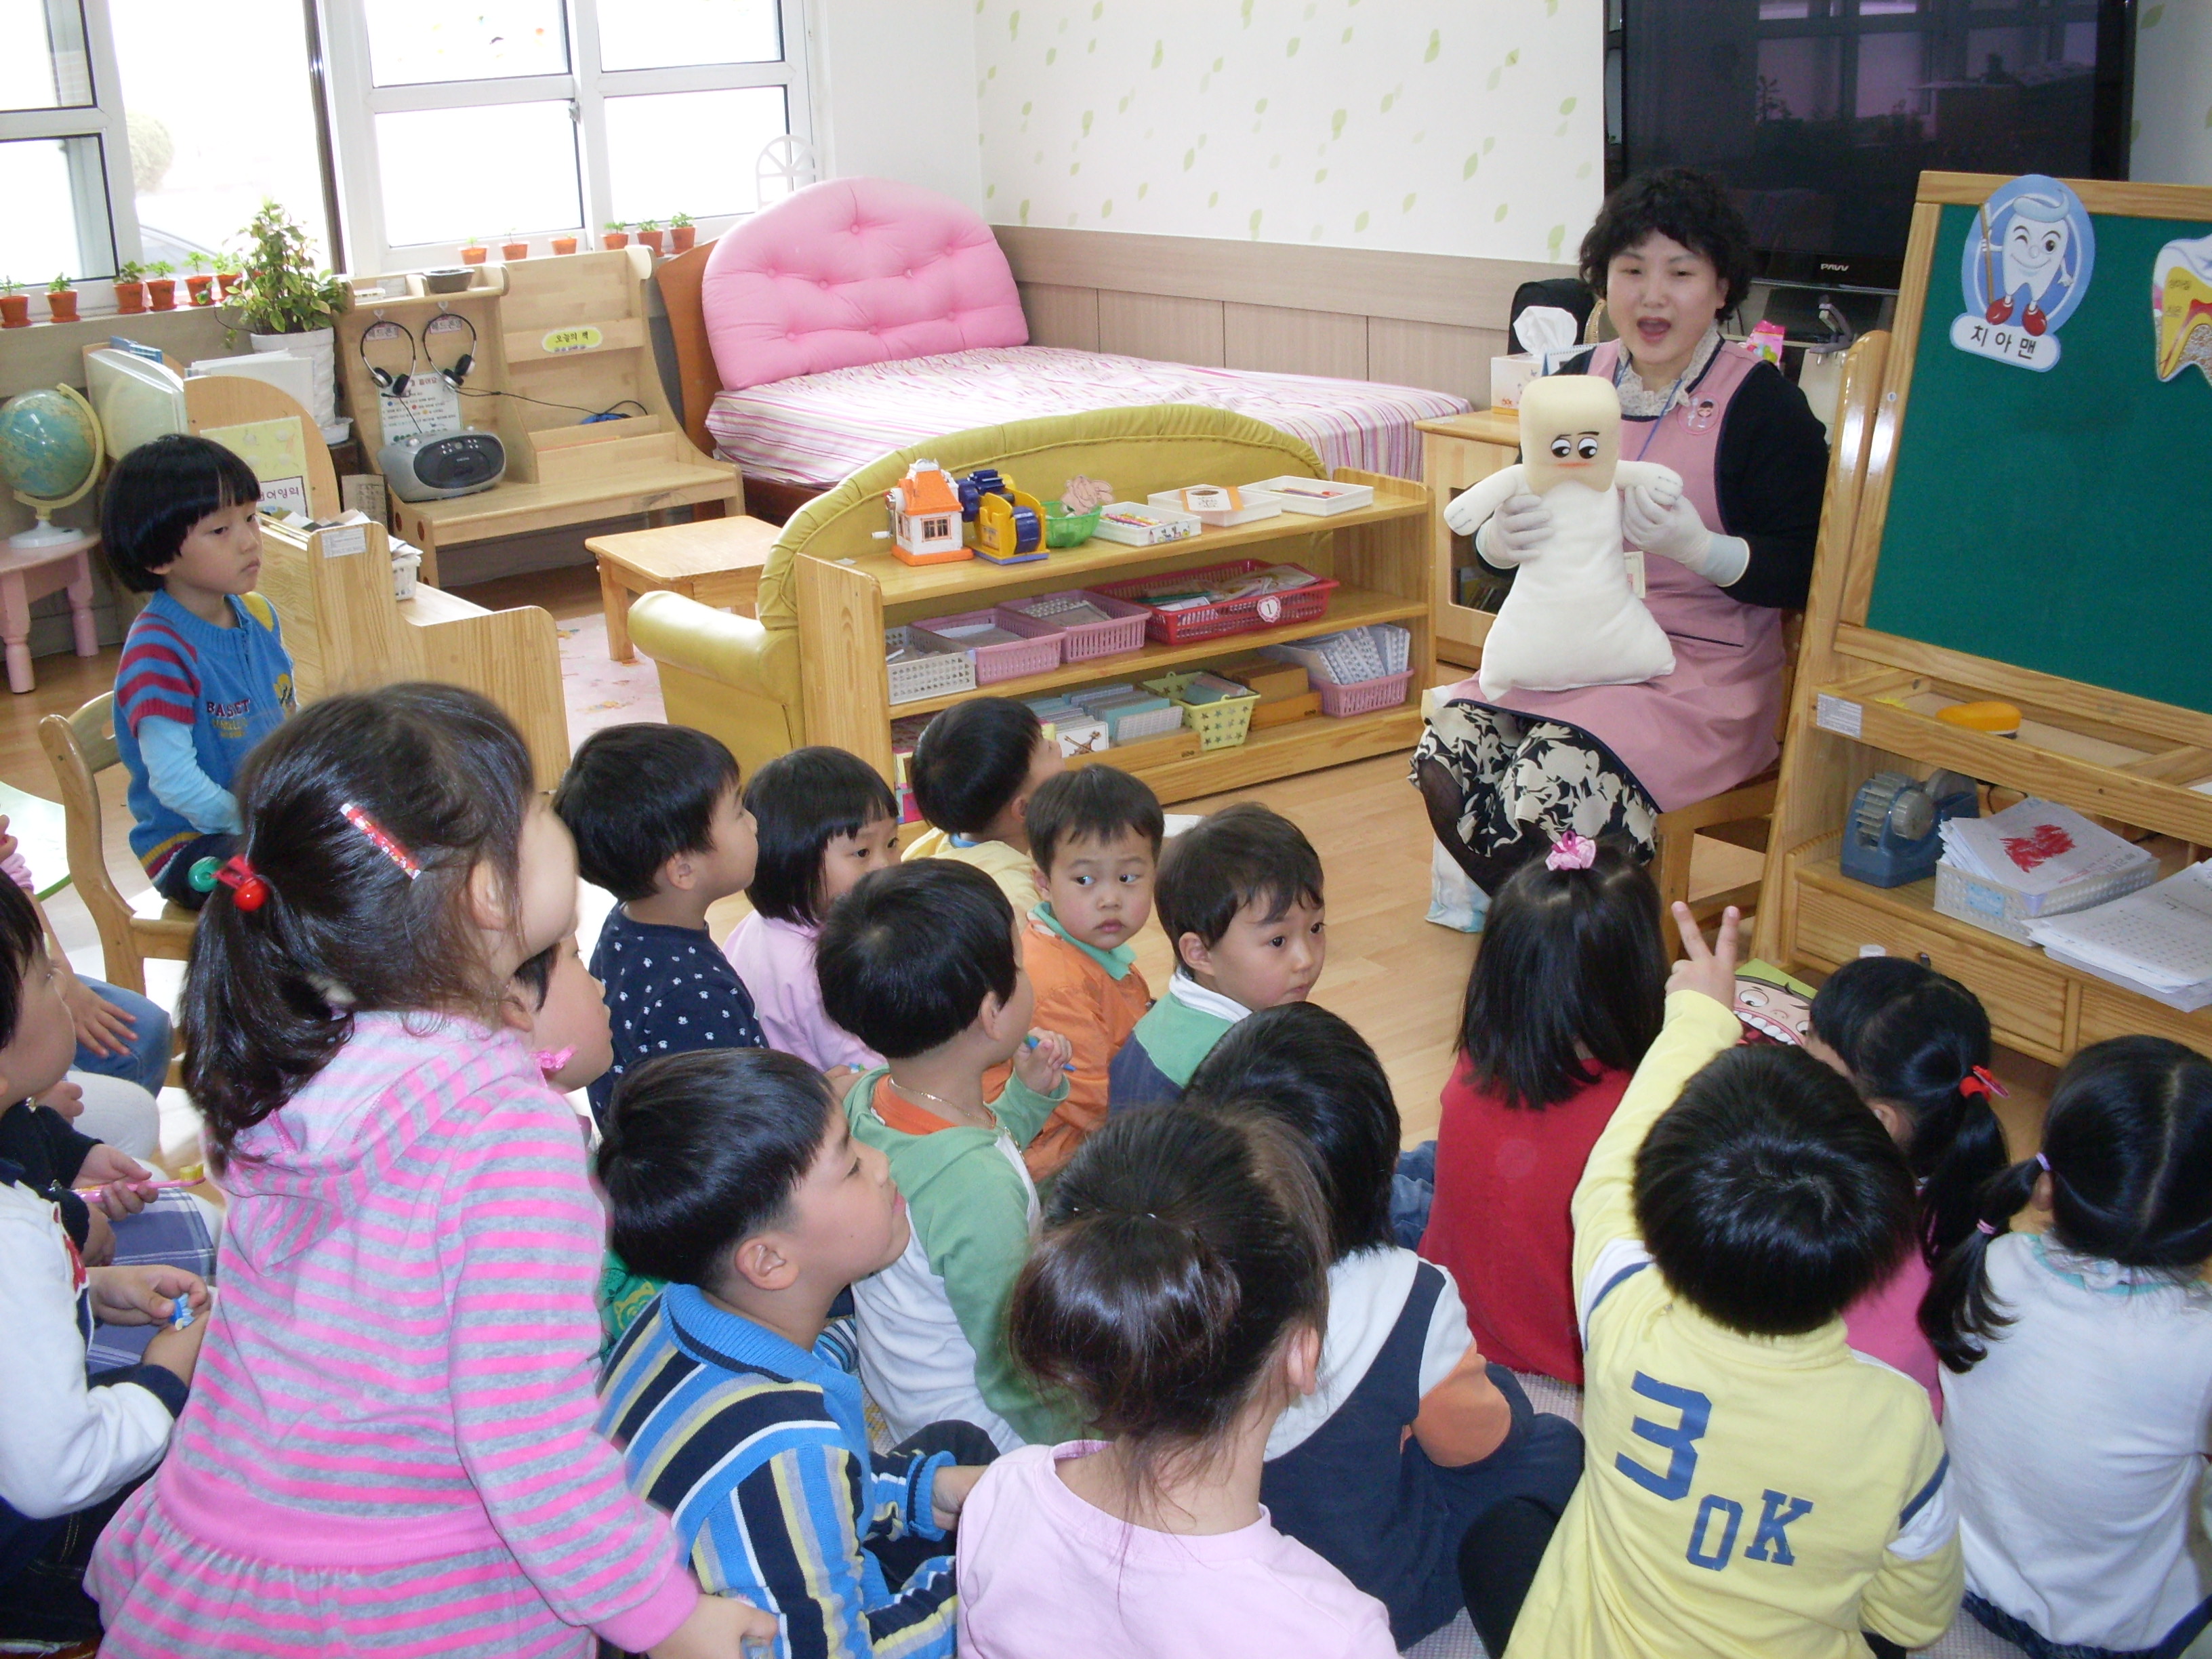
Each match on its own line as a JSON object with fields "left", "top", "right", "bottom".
{"left": 1919, "top": 1155, "right": 2041, "bottom": 1372}
{"left": 184, "top": 685, "right": 533, "bottom": 1158}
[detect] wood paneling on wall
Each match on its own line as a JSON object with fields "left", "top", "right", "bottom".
{"left": 998, "top": 224, "right": 1570, "bottom": 408}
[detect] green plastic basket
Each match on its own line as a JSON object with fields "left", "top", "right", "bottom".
{"left": 1143, "top": 672, "right": 1261, "bottom": 750}
{"left": 1043, "top": 499, "right": 1103, "bottom": 548}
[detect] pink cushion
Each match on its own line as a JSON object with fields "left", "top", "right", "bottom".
{"left": 700, "top": 178, "right": 1029, "bottom": 392}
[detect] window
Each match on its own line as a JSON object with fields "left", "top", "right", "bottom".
{"left": 0, "top": 0, "right": 135, "bottom": 285}
{"left": 325, "top": 0, "right": 810, "bottom": 274}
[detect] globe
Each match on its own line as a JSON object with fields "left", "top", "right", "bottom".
{"left": 0, "top": 384, "right": 104, "bottom": 548}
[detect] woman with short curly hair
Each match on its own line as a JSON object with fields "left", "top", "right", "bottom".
{"left": 1415, "top": 166, "right": 1831, "bottom": 899}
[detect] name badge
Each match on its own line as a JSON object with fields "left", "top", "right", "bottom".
{"left": 1681, "top": 396, "right": 1720, "bottom": 433}
{"left": 1624, "top": 549, "right": 1647, "bottom": 597}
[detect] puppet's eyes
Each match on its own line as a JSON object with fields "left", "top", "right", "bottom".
{"left": 1577, "top": 436, "right": 1601, "bottom": 459}
{"left": 1549, "top": 436, "right": 1574, "bottom": 458}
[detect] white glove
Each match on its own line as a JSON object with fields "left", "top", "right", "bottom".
{"left": 1467, "top": 493, "right": 1554, "bottom": 567}
{"left": 1622, "top": 485, "right": 1749, "bottom": 587}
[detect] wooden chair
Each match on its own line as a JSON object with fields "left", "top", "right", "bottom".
{"left": 39, "top": 693, "right": 195, "bottom": 996}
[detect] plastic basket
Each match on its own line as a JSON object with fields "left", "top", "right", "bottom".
{"left": 909, "top": 609, "right": 1065, "bottom": 684}
{"left": 1314, "top": 669, "right": 1414, "bottom": 718}
{"left": 1044, "top": 499, "right": 1104, "bottom": 547}
{"left": 884, "top": 626, "right": 976, "bottom": 705}
{"left": 1094, "top": 560, "right": 1338, "bottom": 646}
{"left": 1143, "top": 672, "right": 1261, "bottom": 750}
{"left": 998, "top": 590, "right": 1150, "bottom": 661}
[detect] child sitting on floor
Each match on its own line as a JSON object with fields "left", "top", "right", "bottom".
{"left": 1107, "top": 802, "right": 1324, "bottom": 1113}
{"left": 1805, "top": 956, "right": 2009, "bottom": 1418}
{"left": 1002, "top": 766, "right": 1160, "bottom": 1180}
{"left": 1419, "top": 832, "right": 1667, "bottom": 1385}
{"left": 0, "top": 873, "right": 210, "bottom": 1645}
{"left": 904, "top": 698, "right": 1065, "bottom": 915}
{"left": 1926, "top": 1036, "right": 2212, "bottom": 1659}
{"left": 1509, "top": 905, "right": 1961, "bottom": 1659}
{"left": 598, "top": 1048, "right": 994, "bottom": 1659}
{"left": 103, "top": 434, "right": 297, "bottom": 912}
{"left": 725, "top": 745, "right": 898, "bottom": 1078}
{"left": 554, "top": 722, "right": 765, "bottom": 1124}
{"left": 1187, "top": 1002, "right": 1584, "bottom": 1655}
{"left": 817, "top": 861, "right": 1075, "bottom": 1452}
{"left": 956, "top": 1106, "right": 1397, "bottom": 1658}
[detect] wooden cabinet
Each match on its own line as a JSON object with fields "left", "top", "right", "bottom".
{"left": 794, "top": 470, "right": 1434, "bottom": 805}
{"left": 1414, "top": 409, "right": 1517, "bottom": 670}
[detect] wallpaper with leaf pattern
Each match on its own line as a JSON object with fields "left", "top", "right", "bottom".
{"left": 972, "top": 0, "right": 1605, "bottom": 262}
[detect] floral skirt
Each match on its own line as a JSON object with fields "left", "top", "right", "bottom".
{"left": 1412, "top": 701, "right": 1659, "bottom": 876}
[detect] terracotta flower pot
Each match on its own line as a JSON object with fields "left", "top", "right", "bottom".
{"left": 147, "top": 279, "right": 177, "bottom": 310}
{"left": 501, "top": 241, "right": 529, "bottom": 262}
{"left": 46, "top": 290, "right": 79, "bottom": 323}
{"left": 638, "top": 229, "right": 665, "bottom": 255}
{"left": 602, "top": 230, "right": 629, "bottom": 250}
{"left": 0, "top": 295, "right": 28, "bottom": 329}
{"left": 551, "top": 236, "right": 577, "bottom": 255}
{"left": 460, "top": 247, "right": 489, "bottom": 266}
{"left": 670, "top": 225, "right": 697, "bottom": 253}
{"left": 218, "top": 272, "right": 242, "bottom": 298}
{"left": 185, "top": 274, "right": 214, "bottom": 304}
{"left": 114, "top": 280, "right": 147, "bottom": 314}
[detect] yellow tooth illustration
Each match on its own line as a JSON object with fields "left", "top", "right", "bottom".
{"left": 2153, "top": 232, "right": 2212, "bottom": 386}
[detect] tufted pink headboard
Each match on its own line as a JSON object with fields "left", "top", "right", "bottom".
{"left": 699, "top": 177, "right": 1029, "bottom": 393}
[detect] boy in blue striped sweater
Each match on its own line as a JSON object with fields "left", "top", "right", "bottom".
{"left": 594, "top": 1048, "right": 994, "bottom": 1659}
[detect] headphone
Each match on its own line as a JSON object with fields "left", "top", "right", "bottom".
{"left": 359, "top": 318, "right": 417, "bottom": 399}
{"left": 423, "top": 309, "right": 476, "bottom": 389}
{"left": 358, "top": 308, "right": 478, "bottom": 401}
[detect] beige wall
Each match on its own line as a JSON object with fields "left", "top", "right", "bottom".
{"left": 997, "top": 223, "right": 1575, "bottom": 407}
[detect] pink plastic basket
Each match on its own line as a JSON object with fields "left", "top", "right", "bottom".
{"left": 1314, "top": 669, "right": 1414, "bottom": 718}
{"left": 996, "top": 590, "right": 1151, "bottom": 661}
{"left": 909, "top": 608, "right": 1065, "bottom": 684}
{"left": 1092, "top": 559, "right": 1338, "bottom": 646}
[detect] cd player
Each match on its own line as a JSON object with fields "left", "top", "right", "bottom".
{"left": 378, "top": 430, "right": 506, "bottom": 502}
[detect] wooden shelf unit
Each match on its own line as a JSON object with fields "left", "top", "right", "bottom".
{"left": 1415, "top": 408, "right": 1519, "bottom": 672}
{"left": 794, "top": 470, "right": 1434, "bottom": 806}
{"left": 1757, "top": 173, "right": 2212, "bottom": 1061}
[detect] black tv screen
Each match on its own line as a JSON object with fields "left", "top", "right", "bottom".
{"left": 1611, "top": 0, "right": 2133, "bottom": 291}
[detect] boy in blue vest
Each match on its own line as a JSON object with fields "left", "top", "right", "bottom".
{"left": 102, "top": 436, "right": 295, "bottom": 912}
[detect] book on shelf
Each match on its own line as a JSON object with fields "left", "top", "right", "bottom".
{"left": 2023, "top": 861, "right": 2212, "bottom": 1013}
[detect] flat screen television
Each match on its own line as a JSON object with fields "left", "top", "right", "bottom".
{"left": 1607, "top": 0, "right": 2135, "bottom": 293}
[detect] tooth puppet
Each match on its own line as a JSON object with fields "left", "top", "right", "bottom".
{"left": 2154, "top": 232, "right": 2212, "bottom": 386}
{"left": 1442, "top": 375, "right": 1678, "bottom": 701}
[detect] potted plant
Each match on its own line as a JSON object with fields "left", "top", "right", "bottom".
{"left": 550, "top": 231, "right": 577, "bottom": 255}
{"left": 45, "top": 274, "right": 79, "bottom": 324}
{"left": 146, "top": 260, "right": 178, "bottom": 310}
{"left": 230, "top": 199, "right": 350, "bottom": 436}
{"left": 0, "top": 280, "right": 26, "bottom": 330}
{"left": 216, "top": 251, "right": 243, "bottom": 299}
{"left": 460, "top": 235, "right": 489, "bottom": 266}
{"left": 636, "top": 218, "right": 664, "bottom": 255}
{"left": 183, "top": 251, "right": 215, "bottom": 304}
{"left": 601, "top": 220, "right": 629, "bottom": 250}
{"left": 668, "top": 211, "right": 697, "bottom": 253}
{"left": 114, "top": 261, "right": 147, "bottom": 314}
{"left": 500, "top": 231, "right": 529, "bottom": 261}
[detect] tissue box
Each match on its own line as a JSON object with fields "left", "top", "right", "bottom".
{"left": 1491, "top": 355, "right": 1544, "bottom": 411}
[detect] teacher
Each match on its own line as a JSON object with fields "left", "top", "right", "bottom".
{"left": 1414, "top": 166, "right": 1832, "bottom": 897}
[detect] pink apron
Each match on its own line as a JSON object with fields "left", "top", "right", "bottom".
{"left": 1443, "top": 341, "right": 1787, "bottom": 812}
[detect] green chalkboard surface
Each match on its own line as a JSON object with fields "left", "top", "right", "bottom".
{"left": 1866, "top": 204, "right": 2212, "bottom": 714}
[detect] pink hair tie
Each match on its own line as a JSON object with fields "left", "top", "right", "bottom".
{"left": 533, "top": 1046, "right": 575, "bottom": 1080}
{"left": 1546, "top": 832, "right": 1597, "bottom": 872}
{"left": 2034, "top": 1151, "right": 2051, "bottom": 1172}
{"left": 1975, "top": 1221, "right": 1998, "bottom": 1236}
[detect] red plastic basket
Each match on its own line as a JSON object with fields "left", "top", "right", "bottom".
{"left": 1314, "top": 669, "right": 1414, "bottom": 717}
{"left": 1091, "top": 559, "right": 1338, "bottom": 646}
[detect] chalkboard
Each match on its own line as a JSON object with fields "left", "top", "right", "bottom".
{"left": 1865, "top": 203, "right": 2212, "bottom": 715}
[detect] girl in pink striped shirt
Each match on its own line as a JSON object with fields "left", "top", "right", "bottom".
{"left": 88, "top": 684, "right": 769, "bottom": 1659}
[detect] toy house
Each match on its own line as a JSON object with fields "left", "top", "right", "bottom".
{"left": 886, "top": 459, "right": 968, "bottom": 566}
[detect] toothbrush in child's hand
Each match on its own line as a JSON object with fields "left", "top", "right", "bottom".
{"left": 1024, "top": 1034, "right": 1078, "bottom": 1073}
{"left": 73, "top": 1177, "right": 198, "bottom": 1198}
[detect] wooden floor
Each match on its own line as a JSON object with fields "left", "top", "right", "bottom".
{"left": 2, "top": 558, "right": 2046, "bottom": 1154}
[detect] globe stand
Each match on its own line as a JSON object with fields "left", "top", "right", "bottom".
{"left": 1, "top": 383, "right": 104, "bottom": 552}
{"left": 8, "top": 508, "right": 79, "bottom": 550}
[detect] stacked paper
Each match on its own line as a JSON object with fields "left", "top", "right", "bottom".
{"left": 2025, "top": 861, "right": 2212, "bottom": 1012}
{"left": 1938, "top": 800, "right": 2154, "bottom": 914}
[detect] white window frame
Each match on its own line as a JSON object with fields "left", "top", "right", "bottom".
{"left": 321, "top": 0, "right": 812, "bottom": 276}
{"left": 1, "top": 0, "right": 144, "bottom": 285}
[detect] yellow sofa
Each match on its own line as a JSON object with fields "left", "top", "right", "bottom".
{"left": 629, "top": 403, "right": 1324, "bottom": 777}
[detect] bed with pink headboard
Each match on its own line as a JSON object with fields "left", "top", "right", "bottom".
{"left": 682, "top": 178, "right": 1467, "bottom": 517}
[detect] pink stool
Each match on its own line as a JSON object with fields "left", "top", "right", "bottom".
{"left": 0, "top": 531, "right": 100, "bottom": 695}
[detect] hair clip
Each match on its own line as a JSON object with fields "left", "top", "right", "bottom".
{"left": 2034, "top": 1151, "right": 2051, "bottom": 1172}
{"left": 533, "top": 1046, "right": 575, "bottom": 1079}
{"left": 1545, "top": 832, "right": 1597, "bottom": 872}
{"left": 340, "top": 802, "right": 420, "bottom": 880}
{"left": 1975, "top": 1220, "right": 1999, "bottom": 1236}
{"left": 216, "top": 855, "right": 268, "bottom": 911}
{"left": 1957, "top": 1065, "right": 2009, "bottom": 1101}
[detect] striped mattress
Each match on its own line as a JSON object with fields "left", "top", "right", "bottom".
{"left": 705, "top": 345, "right": 1469, "bottom": 486}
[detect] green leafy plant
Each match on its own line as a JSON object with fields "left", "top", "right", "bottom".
{"left": 186, "top": 251, "right": 209, "bottom": 275}
{"left": 1, "top": 277, "right": 19, "bottom": 297}
{"left": 669, "top": 211, "right": 693, "bottom": 228}
{"left": 230, "top": 198, "right": 348, "bottom": 335}
{"left": 215, "top": 250, "right": 241, "bottom": 275}
{"left": 47, "top": 272, "right": 73, "bottom": 294}
{"left": 116, "top": 260, "right": 144, "bottom": 283}
{"left": 602, "top": 220, "right": 626, "bottom": 232}
{"left": 635, "top": 218, "right": 660, "bottom": 232}
{"left": 462, "top": 233, "right": 485, "bottom": 249}
{"left": 148, "top": 260, "right": 176, "bottom": 278}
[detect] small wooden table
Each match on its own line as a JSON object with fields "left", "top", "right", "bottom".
{"left": 0, "top": 531, "right": 101, "bottom": 694}
{"left": 586, "top": 514, "right": 779, "bottom": 663}
{"left": 1416, "top": 409, "right": 1520, "bottom": 671}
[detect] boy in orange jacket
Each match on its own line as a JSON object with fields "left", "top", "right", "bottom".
{"left": 1005, "top": 766, "right": 1162, "bottom": 1180}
